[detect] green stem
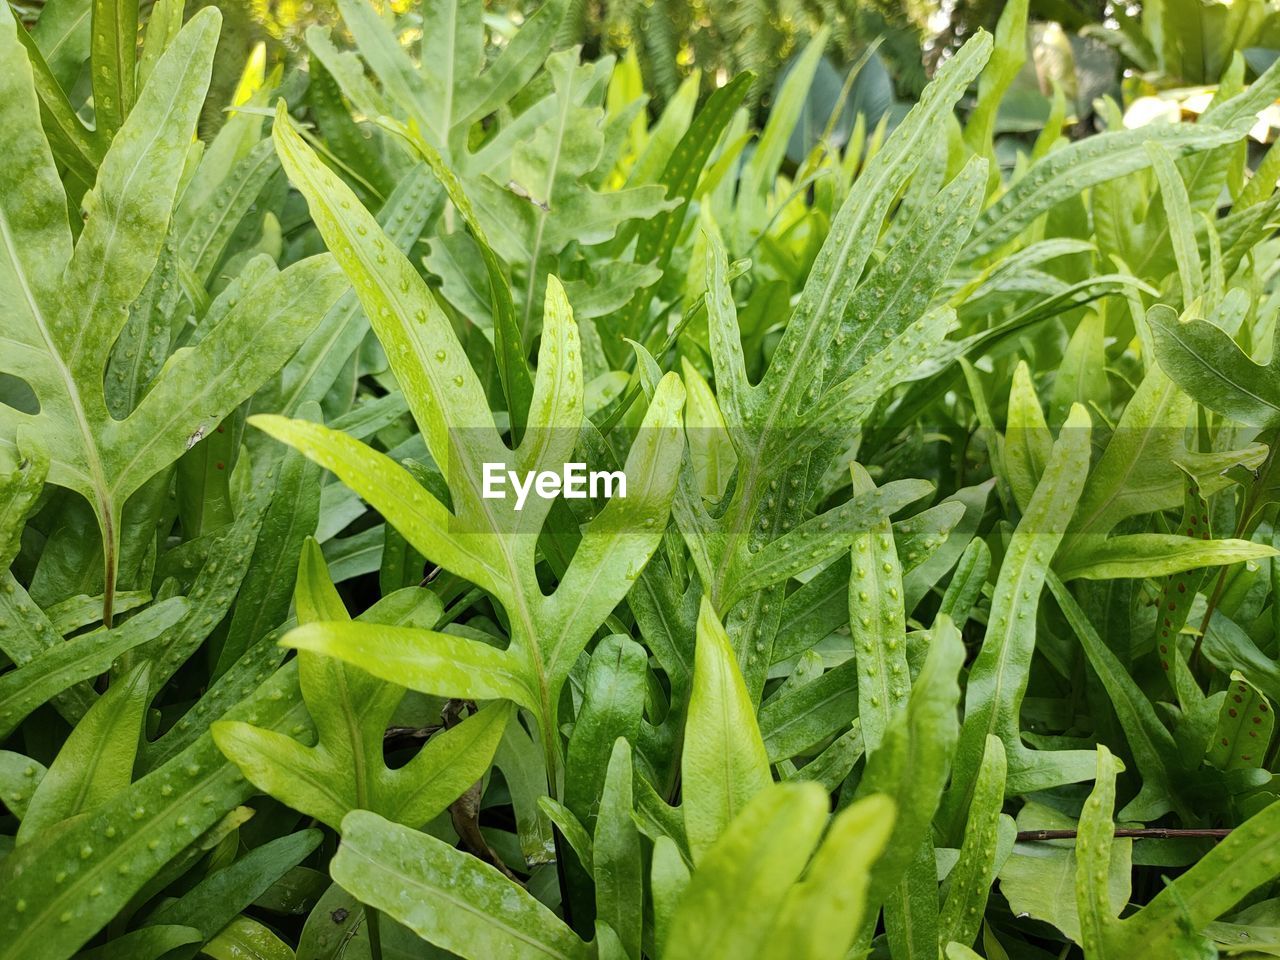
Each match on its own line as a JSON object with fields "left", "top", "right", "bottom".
{"left": 100, "top": 507, "right": 117, "bottom": 629}
{"left": 367, "top": 905, "right": 383, "bottom": 960}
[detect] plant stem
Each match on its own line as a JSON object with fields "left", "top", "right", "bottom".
{"left": 367, "top": 905, "right": 383, "bottom": 960}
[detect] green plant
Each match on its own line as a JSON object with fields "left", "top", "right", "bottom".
{"left": 10, "top": 1, "right": 1280, "bottom": 959}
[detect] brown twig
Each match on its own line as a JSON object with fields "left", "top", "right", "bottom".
{"left": 1017, "top": 828, "right": 1233, "bottom": 842}
{"left": 442, "top": 700, "right": 519, "bottom": 881}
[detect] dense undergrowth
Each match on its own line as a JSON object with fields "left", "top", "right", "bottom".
{"left": 7, "top": 0, "right": 1280, "bottom": 958}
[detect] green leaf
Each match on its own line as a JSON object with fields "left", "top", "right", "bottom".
{"left": 963, "top": 0, "right": 1027, "bottom": 153}
{"left": 1005, "top": 360, "right": 1052, "bottom": 512}
{"left": 141, "top": 630, "right": 291, "bottom": 774}
{"left": 215, "top": 407, "right": 324, "bottom": 672}
{"left": 1051, "top": 313, "right": 1109, "bottom": 435}
{"left": 848, "top": 462, "right": 910, "bottom": 756}
{"left": 0, "top": 751, "right": 47, "bottom": 820}
{"left": 0, "top": 599, "right": 185, "bottom": 740}
{"left": 1049, "top": 573, "right": 1185, "bottom": 821}
{"left": 594, "top": 739, "right": 643, "bottom": 960}
{"left": 539, "top": 796, "right": 594, "bottom": 875}
{"left": 1065, "top": 364, "right": 1196, "bottom": 540}
{"left": 603, "top": 70, "right": 755, "bottom": 359}
{"left": 375, "top": 116, "right": 532, "bottom": 434}
{"left": 1115, "top": 797, "right": 1280, "bottom": 952}
{"left": 1075, "top": 746, "right": 1125, "bottom": 956}
{"left": 332, "top": 809, "right": 592, "bottom": 960}
{"left": 178, "top": 138, "right": 281, "bottom": 289}
{"left": 30, "top": 0, "right": 93, "bottom": 90}
{"left": 201, "top": 917, "right": 295, "bottom": 960}
{"left": 650, "top": 835, "right": 690, "bottom": 951}
{"left": 266, "top": 91, "right": 688, "bottom": 781}
{"left": 465, "top": 50, "right": 671, "bottom": 334}
{"left": 938, "top": 736, "right": 1008, "bottom": 951}
{"left": 0, "top": 437, "right": 48, "bottom": 569}
{"left": 216, "top": 540, "right": 511, "bottom": 829}
{"left": 1056, "top": 533, "right": 1275, "bottom": 581}
{"left": 683, "top": 37, "right": 992, "bottom": 700}
{"left": 89, "top": 0, "right": 138, "bottom": 137}
{"left": 662, "top": 783, "right": 828, "bottom": 960}
{"left": 944, "top": 404, "right": 1096, "bottom": 831}
{"left": 1149, "top": 303, "right": 1280, "bottom": 427}
{"left": 18, "top": 662, "right": 151, "bottom": 843}
{"left": 1146, "top": 141, "right": 1203, "bottom": 306}
{"left": 1063, "top": 748, "right": 1280, "bottom": 953}
{"left": 8, "top": 20, "right": 102, "bottom": 187}
{"left": 148, "top": 829, "right": 322, "bottom": 951}
{"left": 996, "top": 800, "right": 1132, "bottom": 944}
{"left": 1207, "top": 672, "right": 1274, "bottom": 771}
{"left": 1, "top": 6, "right": 345, "bottom": 623}
{"left": 0, "top": 572, "right": 95, "bottom": 723}
{"left": 0, "top": 662, "right": 309, "bottom": 960}
{"left": 739, "top": 30, "right": 829, "bottom": 208}
{"left": 964, "top": 123, "right": 1242, "bottom": 260}
{"left": 149, "top": 487, "right": 270, "bottom": 693}
{"left": 767, "top": 795, "right": 894, "bottom": 960}
{"left": 282, "top": 619, "right": 536, "bottom": 709}
{"left": 759, "top": 661, "right": 858, "bottom": 762}
{"left": 257, "top": 165, "right": 440, "bottom": 417}
{"left": 249, "top": 415, "right": 507, "bottom": 600}
{"left": 681, "top": 597, "right": 772, "bottom": 861}
{"left": 859, "top": 614, "right": 964, "bottom": 940}
{"left": 137, "top": 0, "right": 183, "bottom": 91}
{"left": 72, "top": 927, "right": 202, "bottom": 960}
{"left": 564, "top": 635, "right": 648, "bottom": 830}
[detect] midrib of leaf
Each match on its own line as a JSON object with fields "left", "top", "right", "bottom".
{"left": 0, "top": 205, "right": 115, "bottom": 603}
{"left": 64, "top": 688, "right": 134, "bottom": 816}
{"left": 717, "top": 666, "right": 738, "bottom": 823}
{"left": 766, "top": 682, "right": 848, "bottom": 745}
{"left": 342, "top": 843, "right": 578, "bottom": 959}
{"left": 889, "top": 877, "right": 922, "bottom": 959}
{"left": 336, "top": 668, "right": 370, "bottom": 809}
{"left": 979, "top": 548, "right": 1039, "bottom": 759}
{"left": 40, "top": 7, "right": 90, "bottom": 65}
{"left": 709, "top": 455, "right": 766, "bottom": 608}
{"left": 277, "top": 316, "right": 354, "bottom": 414}
{"left": 1173, "top": 328, "right": 1280, "bottom": 417}
{"left": 451, "top": 431, "right": 554, "bottom": 775}
{"left": 519, "top": 80, "right": 574, "bottom": 337}
{"left": 93, "top": 0, "right": 135, "bottom": 129}
{"left": 509, "top": 587, "right": 554, "bottom": 777}
{"left": 633, "top": 574, "right": 692, "bottom": 680}
{"left": 65, "top": 753, "right": 105, "bottom": 819}
{"left": 285, "top": 749, "right": 351, "bottom": 815}
{"left": 865, "top": 591, "right": 896, "bottom": 742}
